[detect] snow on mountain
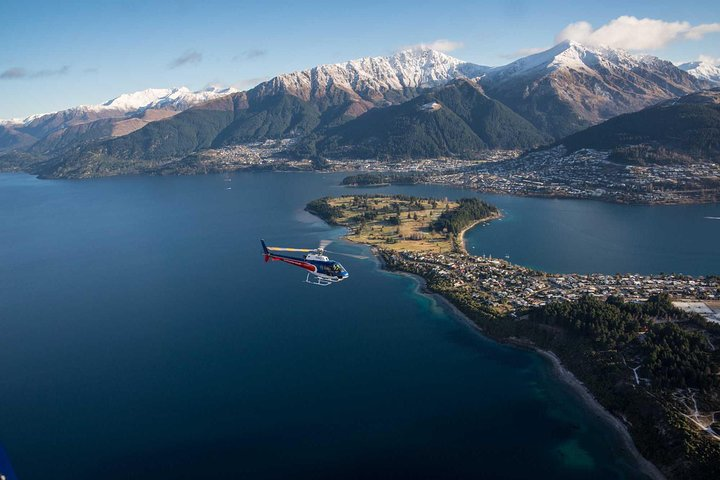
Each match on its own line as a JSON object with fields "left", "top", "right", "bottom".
{"left": 99, "top": 88, "right": 176, "bottom": 111}
{"left": 2, "top": 86, "right": 238, "bottom": 126}
{"left": 100, "top": 86, "right": 238, "bottom": 112}
{"left": 486, "top": 40, "right": 652, "bottom": 79}
{"left": 679, "top": 61, "right": 720, "bottom": 84}
{"left": 259, "top": 48, "right": 489, "bottom": 103}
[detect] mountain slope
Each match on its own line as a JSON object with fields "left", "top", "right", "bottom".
{"left": 560, "top": 89, "right": 720, "bottom": 165}
{"left": 481, "top": 41, "right": 709, "bottom": 138}
{"left": 310, "top": 79, "right": 547, "bottom": 159}
{"left": 0, "top": 125, "right": 37, "bottom": 152}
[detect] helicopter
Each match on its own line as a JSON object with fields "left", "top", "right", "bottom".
{"left": 261, "top": 239, "right": 365, "bottom": 286}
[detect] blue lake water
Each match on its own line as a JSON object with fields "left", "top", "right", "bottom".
{"left": 465, "top": 195, "right": 720, "bottom": 275}
{"left": 2, "top": 171, "right": 716, "bottom": 479}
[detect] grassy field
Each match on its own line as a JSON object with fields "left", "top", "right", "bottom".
{"left": 326, "top": 195, "right": 464, "bottom": 253}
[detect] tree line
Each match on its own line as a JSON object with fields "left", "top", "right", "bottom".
{"left": 432, "top": 198, "right": 498, "bottom": 234}
{"left": 305, "top": 198, "right": 344, "bottom": 224}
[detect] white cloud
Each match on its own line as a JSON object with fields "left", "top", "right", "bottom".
{"left": 685, "top": 23, "right": 720, "bottom": 40}
{"left": 698, "top": 54, "right": 720, "bottom": 65}
{"left": 555, "top": 16, "right": 720, "bottom": 51}
{"left": 403, "top": 39, "right": 464, "bottom": 53}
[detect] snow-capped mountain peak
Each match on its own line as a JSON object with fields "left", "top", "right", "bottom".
{"left": 382, "top": 48, "right": 488, "bottom": 86}
{"left": 3, "top": 86, "right": 238, "bottom": 126}
{"left": 101, "top": 88, "right": 176, "bottom": 110}
{"left": 487, "top": 41, "right": 645, "bottom": 79}
{"left": 679, "top": 61, "right": 720, "bottom": 84}
{"left": 261, "top": 49, "right": 489, "bottom": 102}
{"left": 98, "top": 86, "right": 238, "bottom": 113}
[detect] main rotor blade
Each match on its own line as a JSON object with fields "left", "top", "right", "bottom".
{"left": 319, "top": 239, "right": 332, "bottom": 250}
{"left": 324, "top": 250, "right": 369, "bottom": 260}
{"left": 267, "top": 247, "right": 313, "bottom": 252}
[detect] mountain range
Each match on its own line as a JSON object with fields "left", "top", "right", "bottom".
{"left": 1, "top": 41, "right": 716, "bottom": 178}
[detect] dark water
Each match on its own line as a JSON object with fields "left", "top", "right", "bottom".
{"left": 3, "top": 172, "right": 707, "bottom": 479}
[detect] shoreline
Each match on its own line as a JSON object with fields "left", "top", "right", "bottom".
{"left": 364, "top": 225, "right": 665, "bottom": 479}
{"left": 456, "top": 212, "right": 501, "bottom": 255}
{"left": 338, "top": 176, "right": 720, "bottom": 206}
{"left": 6, "top": 167, "right": 717, "bottom": 206}
{"left": 528, "top": 346, "right": 665, "bottom": 480}
{"left": 372, "top": 251, "right": 665, "bottom": 479}
{"left": 423, "top": 179, "right": 720, "bottom": 206}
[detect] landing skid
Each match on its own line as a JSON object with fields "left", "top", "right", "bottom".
{"left": 305, "top": 272, "right": 333, "bottom": 286}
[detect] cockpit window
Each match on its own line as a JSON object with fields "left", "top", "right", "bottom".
{"left": 321, "top": 262, "right": 345, "bottom": 275}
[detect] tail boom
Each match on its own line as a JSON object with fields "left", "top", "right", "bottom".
{"left": 261, "top": 239, "right": 316, "bottom": 272}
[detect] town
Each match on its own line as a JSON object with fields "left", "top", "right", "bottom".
{"left": 430, "top": 147, "right": 720, "bottom": 205}
{"left": 382, "top": 249, "right": 720, "bottom": 322}
{"left": 174, "top": 142, "right": 720, "bottom": 205}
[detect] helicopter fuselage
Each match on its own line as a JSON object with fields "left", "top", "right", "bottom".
{"left": 265, "top": 250, "right": 349, "bottom": 283}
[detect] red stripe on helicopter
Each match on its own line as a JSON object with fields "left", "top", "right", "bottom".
{"left": 269, "top": 255, "right": 317, "bottom": 272}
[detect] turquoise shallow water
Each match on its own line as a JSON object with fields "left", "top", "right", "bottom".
{"left": 2, "top": 172, "right": 710, "bottom": 479}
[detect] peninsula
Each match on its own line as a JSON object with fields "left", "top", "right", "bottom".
{"left": 307, "top": 194, "right": 720, "bottom": 480}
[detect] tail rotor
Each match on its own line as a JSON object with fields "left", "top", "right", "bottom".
{"left": 261, "top": 239, "right": 270, "bottom": 262}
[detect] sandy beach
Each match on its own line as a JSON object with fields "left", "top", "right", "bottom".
{"left": 456, "top": 212, "right": 502, "bottom": 255}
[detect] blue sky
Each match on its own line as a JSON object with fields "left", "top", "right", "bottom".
{"left": 2, "top": 0, "right": 719, "bottom": 119}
